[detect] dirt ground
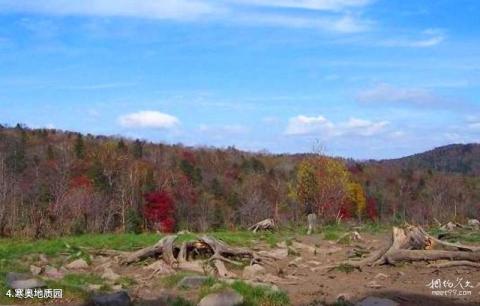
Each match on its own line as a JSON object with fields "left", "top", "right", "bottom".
{"left": 114, "top": 232, "right": 480, "bottom": 306}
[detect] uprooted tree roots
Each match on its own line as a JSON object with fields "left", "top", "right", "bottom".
{"left": 122, "top": 235, "right": 272, "bottom": 278}
{"left": 335, "top": 225, "right": 480, "bottom": 270}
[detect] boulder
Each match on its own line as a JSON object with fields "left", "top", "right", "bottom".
{"left": 258, "top": 248, "right": 288, "bottom": 260}
{"left": 468, "top": 219, "right": 480, "bottom": 229}
{"left": 356, "top": 297, "right": 399, "bottom": 306}
{"left": 66, "top": 258, "right": 89, "bottom": 270}
{"left": 6, "top": 272, "right": 46, "bottom": 289}
{"left": 177, "top": 276, "right": 209, "bottom": 289}
{"left": 102, "top": 268, "right": 120, "bottom": 282}
{"left": 30, "top": 265, "right": 42, "bottom": 276}
{"left": 88, "top": 291, "right": 132, "bottom": 306}
{"left": 198, "top": 289, "right": 244, "bottom": 306}
{"left": 43, "top": 265, "right": 65, "bottom": 279}
{"left": 242, "top": 264, "right": 266, "bottom": 280}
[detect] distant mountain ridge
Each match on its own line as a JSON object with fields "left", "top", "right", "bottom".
{"left": 377, "top": 143, "right": 480, "bottom": 175}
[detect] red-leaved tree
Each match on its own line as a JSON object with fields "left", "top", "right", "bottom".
{"left": 144, "top": 191, "right": 175, "bottom": 232}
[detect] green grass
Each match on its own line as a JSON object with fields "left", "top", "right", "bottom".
{"left": 198, "top": 279, "right": 290, "bottom": 306}
{"left": 321, "top": 224, "right": 347, "bottom": 241}
{"left": 230, "top": 280, "right": 290, "bottom": 306}
{"left": 428, "top": 227, "right": 480, "bottom": 244}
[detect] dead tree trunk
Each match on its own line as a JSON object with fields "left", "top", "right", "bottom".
{"left": 307, "top": 213, "right": 317, "bottom": 235}
{"left": 248, "top": 218, "right": 275, "bottom": 233}
{"left": 335, "top": 225, "right": 480, "bottom": 269}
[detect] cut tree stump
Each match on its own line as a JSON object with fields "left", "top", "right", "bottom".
{"left": 249, "top": 219, "right": 275, "bottom": 233}
{"left": 122, "top": 234, "right": 265, "bottom": 278}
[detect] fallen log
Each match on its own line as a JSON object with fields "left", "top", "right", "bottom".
{"left": 329, "top": 225, "right": 480, "bottom": 270}
{"left": 249, "top": 219, "right": 275, "bottom": 233}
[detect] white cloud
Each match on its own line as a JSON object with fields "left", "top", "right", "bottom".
{"left": 381, "top": 29, "right": 445, "bottom": 48}
{"left": 343, "top": 117, "right": 388, "bottom": 136}
{"left": 356, "top": 83, "right": 444, "bottom": 106}
{"left": 285, "top": 115, "right": 334, "bottom": 136}
{"left": 285, "top": 115, "right": 388, "bottom": 137}
{"left": 118, "top": 110, "right": 180, "bottom": 129}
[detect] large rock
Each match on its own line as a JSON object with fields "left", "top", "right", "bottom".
{"left": 242, "top": 264, "right": 266, "bottom": 280}
{"left": 88, "top": 291, "right": 132, "bottom": 306}
{"left": 468, "top": 219, "right": 480, "bottom": 229}
{"left": 258, "top": 248, "right": 288, "bottom": 260}
{"left": 102, "top": 268, "right": 120, "bottom": 282}
{"left": 177, "top": 276, "right": 209, "bottom": 289}
{"left": 43, "top": 265, "right": 65, "bottom": 279}
{"left": 30, "top": 265, "right": 42, "bottom": 275}
{"left": 198, "top": 289, "right": 244, "bottom": 306}
{"left": 66, "top": 258, "right": 89, "bottom": 270}
{"left": 6, "top": 272, "right": 46, "bottom": 289}
{"left": 356, "top": 297, "right": 399, "bottom": 306}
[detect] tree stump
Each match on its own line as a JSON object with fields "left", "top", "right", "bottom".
{"left": 307, "top": 213, "right": 317, "bottom": 235}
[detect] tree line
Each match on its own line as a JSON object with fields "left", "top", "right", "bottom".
{"left": 0, "top": 125, "right": 478, "bottom": 237}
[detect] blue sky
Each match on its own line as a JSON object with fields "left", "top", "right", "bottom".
{"left": 0, "top": 0, "right": 479, "bottom": 159}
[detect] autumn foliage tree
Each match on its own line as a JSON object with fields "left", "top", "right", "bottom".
{"left": 144, "top": 191, "right": 176, "bottom": 232}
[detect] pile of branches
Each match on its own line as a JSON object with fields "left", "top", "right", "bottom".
{"left": 122, "top": 235, "right": 271, "bottom": 278}
{"left": 334, "top": 225, "right": 480, "bottom": 270}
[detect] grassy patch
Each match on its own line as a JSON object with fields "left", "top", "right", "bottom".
{"left": 321, "top": 223, "right": 348, "bottom": 241}
{"left": 428, "top": 228, "right": 480, "bottom": 244}
{"left": 160, "top": 272, "right": 199, "bottom": 288}
{"left": 230, "top": 280, "right": 290, "bottom": 306}
{"left": 197, "top": 279, "right": 290, "bottom": 306}
{"left": 336, "top": 263, "right": 355, "bottom": 273}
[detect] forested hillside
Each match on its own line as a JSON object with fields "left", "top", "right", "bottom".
{"left": 377, "top": 144, "right": 480, "bottom": 175}
{"left": 1, "top": 125, "right": 479, "bottom": 238}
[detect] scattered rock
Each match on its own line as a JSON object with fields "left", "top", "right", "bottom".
{"left": 43, "top": 265, "right": 64, "bottom": 279}
{"left": 356, "top": 296, "right": 399, "bottom": 306}
{"left": 88, "top": 291, "right": 132, "bottom": 306}
{"left": 288, "top": 257, "right": 303, "bottom": 267}
{"left": 291, "top": 241, "right": 316, "bottom": 254}
{"left": 177, "top": 276, "right": 209, "bottom": 289}
{"left": 366, "top": 281, "right": 383, "bottom": 289}
{"left": 307, "top": 260, "right": 321, "bottom": 266}
{"left": 6, "top": 272, "right": 46, "bottom": 289}
{"left": 38, "top": 254, "right": 48, "bottom": 264}
{"left": 374, "top": 273, "right": 388, "bottom": 280}
{"left": 468, "top": 219, "right": 480, "bottom": 230}
{"left": 66, "top": 258, "right": 89, "bottom": 270}
{"left": 30, "top": 265, "right": 42, "bottom": 276}
{"left": 276, "top": 241, "right": 288, "bottom": 248}
{"left": 112, "top": 284, "right": 123, "bottom": 291}
{"left": 144, "top": 260, "right": 175, "bottom": 275}
{"left": 102, "top": 268, "right": 120, "bottom": 282}
{"left": 243, "top": 264, "right": 266, "bottom": 280}
{"left": 198, "top": 289, "right": 244, "bottom": 306}
{"left": 259, "top": 248, "right": 288, "bottom": 260}
{"left": 336, "top": 293, "right": 351, "bottom": 303}
{"left": 88, "top": 284, "right": 103, "bottom": 291}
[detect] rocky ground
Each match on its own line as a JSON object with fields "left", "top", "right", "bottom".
{"left": 3, "top": 229, "right": 480, "bottom": 306}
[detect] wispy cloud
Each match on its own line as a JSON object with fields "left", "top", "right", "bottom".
{"left": 356, "top": 83, "right": 449, "bottom": 106}
{"left": 118, "top": 110, "right": 180, "bottom": 129}
{"left": 285, "top": 114, "right": 388, "bottom": 138}
{"left": 0, "top": 0, "right": 372, "bottom": 33}
{"left": 380, "top": 29, "right": 445, "bottom": 48}
{"left": 228, "top": 0, "right": 372, "bottom": 11}
{"left": 0, "top": 0, "right": 221, "bottom": 20}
